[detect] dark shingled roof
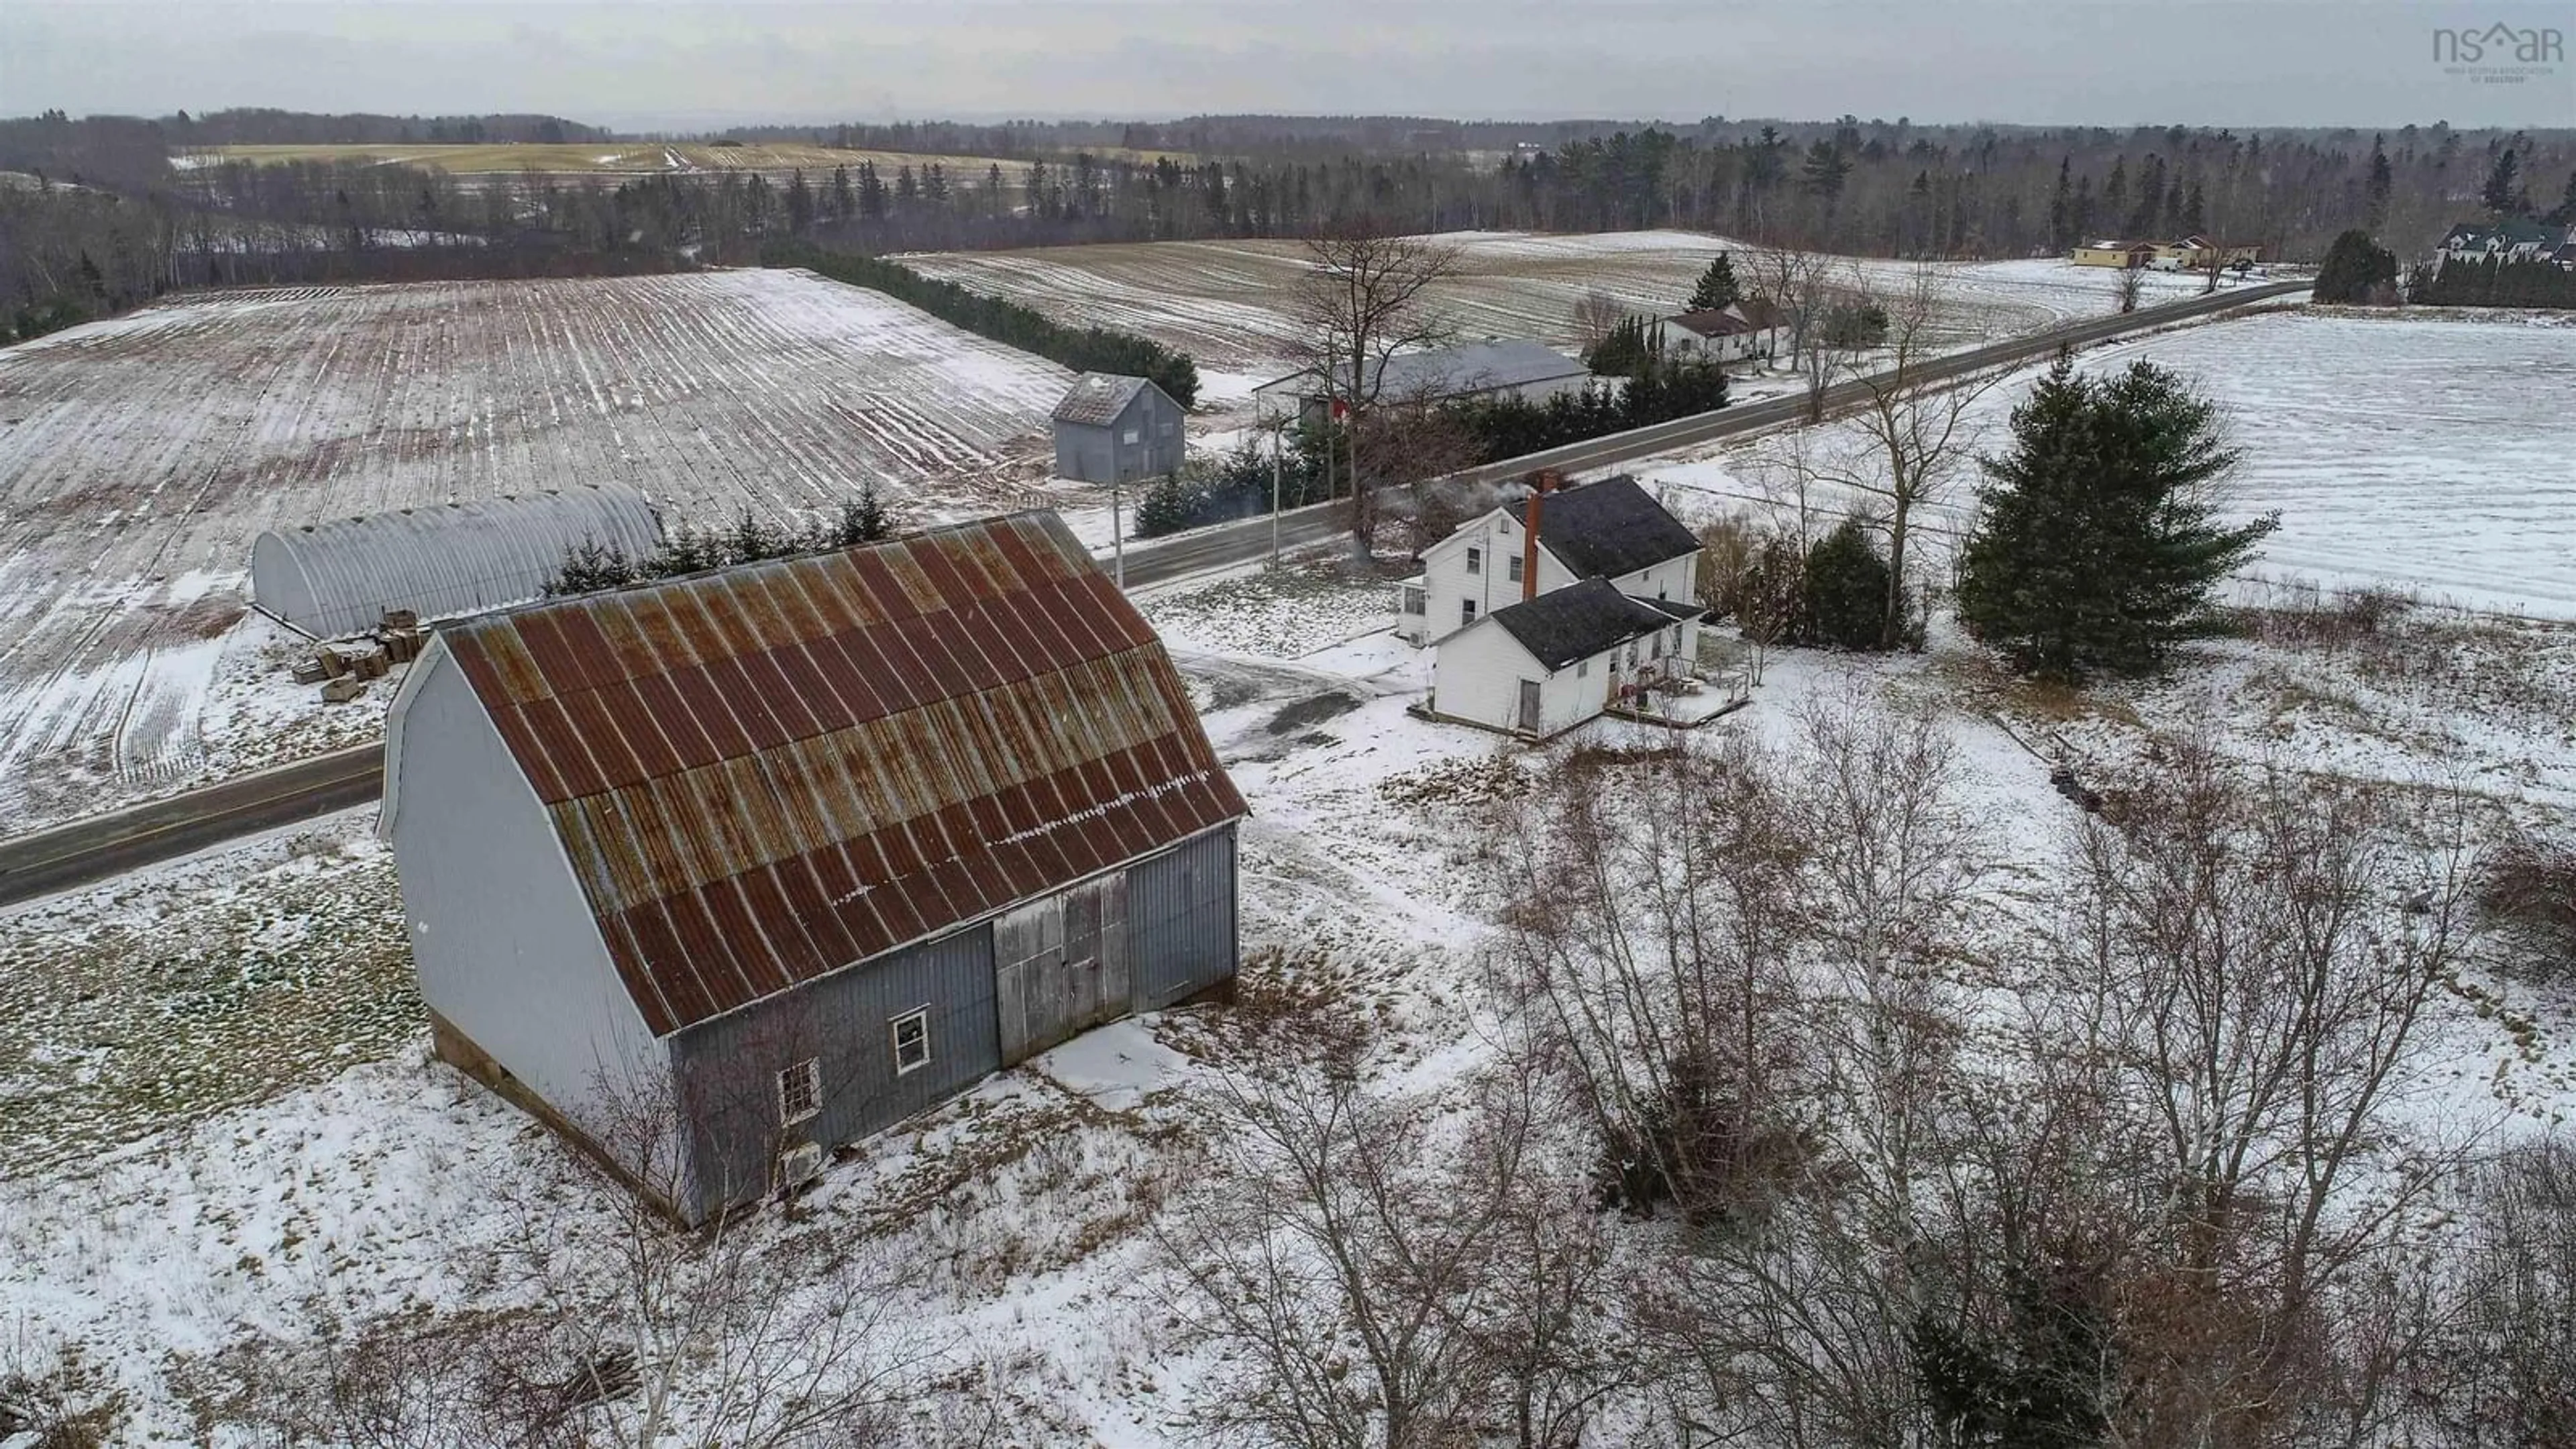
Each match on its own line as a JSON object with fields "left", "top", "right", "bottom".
{"left": 1506, "top": 475, "right": 1701, "bottom": 581}
{"left": 1486, "top": 578, "right": 1706, "bottom": 672}
{"left": 1052, "top": 373, "right": 1154, "bottom": 428}
{"left": 432, "top": 511, "right": 1247, "bottom": 1037}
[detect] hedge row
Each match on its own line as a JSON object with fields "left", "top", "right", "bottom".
{"left": 766, "top": 241, "right": 1201, "bottom": 407}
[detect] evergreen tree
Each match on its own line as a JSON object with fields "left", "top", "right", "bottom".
{"left": 2481, "top": 147, "right": 2526, "bottom": 215}
{"left": 833, "top": 482, "right": 892, "bottom": 545}
{"left": 1686, "top": 252, "right": 1741, "bottom": 311}
{"left": 1956, "top": 354, "right": 2277, "bottom": 682}
{"left": 2313, "top": 229, "right": 2398, "bottom": 305}
{"left": 2548, "top": 167, "right": 2576, "bottom": 227}
{"left": 2365, "top": 134, "right": 2394, "bottom": 227}
{"left": 1801, "top": 519, "right": 1894, "bottom": 650}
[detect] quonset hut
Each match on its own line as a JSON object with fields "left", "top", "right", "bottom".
{"left": 251, "top": 484, "right": 661, "bottom": 639}
{"left": 379, "top": 511, "right": 1247, "bottom": 1222}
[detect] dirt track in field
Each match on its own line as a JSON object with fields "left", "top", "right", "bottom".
{"left": 0, "top": 270, "right": 1068, "bottom": 826}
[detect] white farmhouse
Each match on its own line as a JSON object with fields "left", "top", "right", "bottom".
{"left": 1428, "top": 578, "right": 1704, "bottom": 737}
{"left": 1660, "top": 299, "right": 1790, "bottom": 366}
{"left": 1395, "top": 473, "right": 1701, "bottom": 646}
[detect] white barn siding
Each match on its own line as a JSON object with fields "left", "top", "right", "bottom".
{"left": 384, "top": 645, "right": 672, "bottom": 1173}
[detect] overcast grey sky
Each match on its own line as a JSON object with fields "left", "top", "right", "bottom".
{"left": 4, "top": 1, "right": 2571, "bottom": 130}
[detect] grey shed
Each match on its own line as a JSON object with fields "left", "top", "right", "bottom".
{"left": 1051, "top": 373, "right": 1185, "bottom": 485}
{"left": 251, "top": 484, "right": 662, "bottom": 639}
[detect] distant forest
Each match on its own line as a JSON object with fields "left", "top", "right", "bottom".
{"left": 3, "top": 107, "right": 2572, "bottom": 343}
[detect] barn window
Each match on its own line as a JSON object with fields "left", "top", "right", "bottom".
{"left": 1465, "top": 546, "right": 1482, "bottom": 575}
{"left": 891, "top": 1008, "right": 932, "bottom": 1075}
{"left": 776, "top": 1059, "right": 821, "bottom": 1126}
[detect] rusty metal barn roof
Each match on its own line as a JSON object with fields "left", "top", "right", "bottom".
{"left": 437, "top": 511, "right": 1247, "bottom": 1036}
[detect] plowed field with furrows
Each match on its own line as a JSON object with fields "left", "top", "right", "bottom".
{"left": 0, "top": 269, "right": 1068, "bottom": 826}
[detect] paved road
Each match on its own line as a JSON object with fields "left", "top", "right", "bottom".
{"left": 0, "top": 277, "right": 2306, "bottom": 909}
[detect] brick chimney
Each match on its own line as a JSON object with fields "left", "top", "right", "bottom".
{"left": 1522, "top": 469, "right": 1561, "bottom": 602}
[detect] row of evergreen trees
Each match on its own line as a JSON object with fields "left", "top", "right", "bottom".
{"left": 2412, "top": 255, "right": 2576, "bottom": 309}
{"left": 1134, "top": 433, "right": 1336, "bottom": 539}
{"left": 1446, "top": 356, "right": 1733, "bottom": 464}
{"left": 545, "top": 490, "right": 895, "bottom": 598}
{"left": 766, "top": 241, "right": 1201, "bottom": 407}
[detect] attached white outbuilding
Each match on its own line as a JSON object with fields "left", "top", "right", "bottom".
{"left": 251, "top": 484, "right": 661, "bottom": 639}
{"left": 1430, "top": 578, "right": 1704, "bottom": 738}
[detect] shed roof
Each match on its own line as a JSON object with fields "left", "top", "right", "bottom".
{"left": 1485, "top": 578, "right": 1705, "bottom": 672}
{"left": 252, "top": 485, "right": 661, "bottom": 639}
{"left": 1052, "top": 372, "right": 1157, "bottom": 428}
{"left": 1257, "top": 339, "right": 1587, "bottom": 401}
{"left": 427, "top": 511, "right": 1246, "bottom": 1037}
{"left": 1507, "top": 475, "right": 1701, "bottom": 580}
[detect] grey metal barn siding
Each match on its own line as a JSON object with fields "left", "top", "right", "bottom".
{"left": 670, "top": 925, "right": 1002, "bottom": 1216}
{"left": 251, "top": 484, "right": 661, "bottom": 638}
{"left": 1051, "top": 384, "right": 1184, "bottom": 485}
{"left": 1128, "top": 824, "right": 1240, "bottom": 1009}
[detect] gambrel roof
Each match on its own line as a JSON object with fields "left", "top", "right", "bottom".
{"left": 410, "top": 512, "right": 1246, "bottom": 1036}
{"left": 1507, "top": 475, "right": 1701, "bottom": 581}
{"left": 1052, "top": 373, "right": 1157, "bottom": 428}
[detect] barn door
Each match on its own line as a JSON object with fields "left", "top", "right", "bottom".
{"left": 1517, "top": 680, "right": 1542, "bottom": 733}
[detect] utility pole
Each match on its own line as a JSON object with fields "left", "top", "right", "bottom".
{"left": 1111, "top": 478, "right": 1125, "bottom": 588}
{"left": 1269, "top": 423, "right": 1283, "bottom": 568}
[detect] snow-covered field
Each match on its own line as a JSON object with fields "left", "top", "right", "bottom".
{"left": 4, "top": 538, "right": 2571, "bottom": 1442}
{"left": 1638, "top": 309, "right": 2576, "bottom": 618}
{"left": 0, "top": 270, "right": 1071, "bottom": 827}
{"left": 904, "top": 229, "right": 2240, "bottom": 374}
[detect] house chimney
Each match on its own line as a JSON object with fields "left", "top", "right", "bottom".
{"left": 1523, "top": 469, "right": 1562, "bottom": 602}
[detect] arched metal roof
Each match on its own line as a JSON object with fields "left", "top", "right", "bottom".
{"left": 252, "top": 485, "right": 662, "bottom": 639}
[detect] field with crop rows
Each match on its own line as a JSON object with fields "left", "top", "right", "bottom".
{"left": 0, "top": 268, "right": 1070, "bottom": 826}
{"left": 903, "top": 229, "right": 2237, "bottom": 373}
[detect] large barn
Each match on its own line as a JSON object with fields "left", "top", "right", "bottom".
{"left": 251, "top": 484, "right": 661, "bottom": 639}
{"left": 380, "top": 512, "right": 1247, "bottom": 1222}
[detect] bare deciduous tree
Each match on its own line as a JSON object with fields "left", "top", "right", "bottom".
{"left": 1289, "top": 220, "right": 1463, "bottom": 557}
{"left": 1569, "top": 288, "right": 1627, "bottom": 355}
{"left": 1781, "top": 268, "right": 2006, "bottom": 648}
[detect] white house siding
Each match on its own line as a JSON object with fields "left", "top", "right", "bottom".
{"left": 385, "top": 648, "right": 672, "bottom": 1176}
{"left": 1402, "top": 508, "right": 1698, "bottom": 645}
{"left": 1431, "top": 616, "right": 1701, "bottom": 737}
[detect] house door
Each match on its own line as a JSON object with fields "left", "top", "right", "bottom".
{"left": 1517, "top": 680, "right": 1541, "bottom": 733}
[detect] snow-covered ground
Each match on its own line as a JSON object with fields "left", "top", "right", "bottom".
{"left": 1638, "top": 309, "right": 2576, "bottom": 618}
{"left": 4, "top": 537, "right": 2570, "bottom": 1442}
{"left": 904, "top": 229, "right": 2260, "bottom": 380}
{"left": 0, "top": 270, "right": 1072, "bottom": 828}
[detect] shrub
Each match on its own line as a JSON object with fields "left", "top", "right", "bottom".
{"left": 1801, "top": 518, "right": 1894, "bottom": 650}
{"left": 2479, "top": 838, "right": 2576, "bottom": 985}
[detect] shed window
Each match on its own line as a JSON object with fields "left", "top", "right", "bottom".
{"left": 1122, "top": 427, "right": 1141, "bottom": 445}
{"left": 891, "top": 1008, "right": 932, "bottom": 1075}
{"left": 777, "top": 1059, "right": 821, "bottom": 1126}
{"left": 1465, "top": 546, "right": 1483, "bottom": 575}
{"left": 1461, "top": 599, "right": 1478, "bottom": 626}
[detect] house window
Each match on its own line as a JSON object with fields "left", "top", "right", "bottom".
{"left": 777, "top": 1059, "right": 821, "bottom": 1126}
{"left": 1403, "top": 586, "right": 1426, "bottom": 615}
{"left": 1576, "top": 658, "right": 1589, "bottom": 678}
{"left": 1466, "top": 546, "right": 1483, "bottom": 575}
{"left": 1461, "top": 599, "right": 1478, "bottom": 626}
{"left": 1507, "top": 553, "right": 1523, "bottom": 583}
{"left": 891, "top": 1008, "right": 932, "bottom": 1075}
